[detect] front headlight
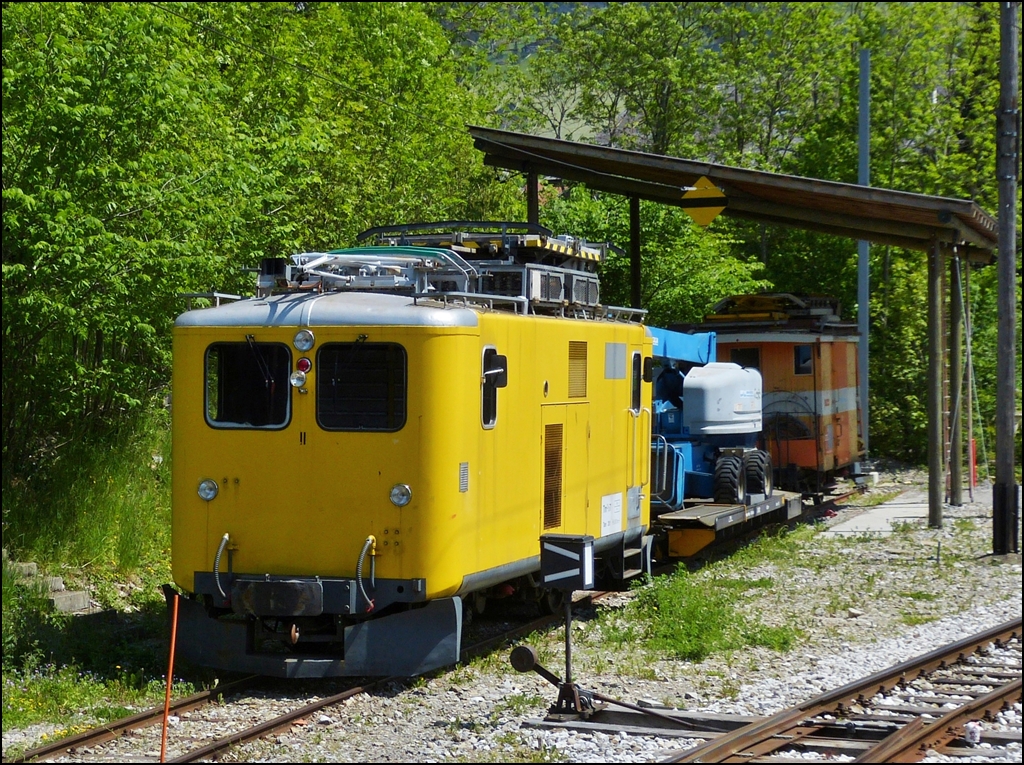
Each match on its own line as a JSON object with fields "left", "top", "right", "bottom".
{"left": 198, "top": 479, "right": 219, "bottom": 501}
{"left": 293, "top": 329, "right": 315, "bottom": 352}
{"left": 389, "top": 483, "right": 412, "bottom": 507}
{"left": 289, "top": 370, "right": 307, "bottom": 387}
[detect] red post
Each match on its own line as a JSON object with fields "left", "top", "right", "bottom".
{"left": 160, "top": 593, "right": 180, "bottom": 763}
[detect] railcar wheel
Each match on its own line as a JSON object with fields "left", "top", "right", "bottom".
{"left": 540, "top": 588, "right": 565, "bottom": 615}
{"left": 744, "top": 450, "right": 773, "bottom": 497}
{"left": 713, "top": 455, "right": 746, "bottom": 504}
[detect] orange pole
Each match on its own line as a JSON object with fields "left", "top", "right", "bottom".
{"left": 160, "top": 593, "right": 180, "bottom": 764}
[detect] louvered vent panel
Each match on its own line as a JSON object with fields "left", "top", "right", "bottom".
{"left": 568, "top": 341, "right": 588, "bottom": 398}
{"left": 544, "top": 424, "right": 563, "bottom": 529}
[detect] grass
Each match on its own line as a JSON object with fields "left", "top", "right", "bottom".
{"left": 846, "top": 489, "right": 903, "bottom": 507}
{"left": 900, "top": 590, "right": 939, "bottom": 601}
{"left": 1, "top": 409, "right": 190, "bottom": 735}
{"left": 890, "top": 519, "right": 924, "bottom": 534}
{"left": 2, "top": 408, "right": 172, "bottom": 587}
{"left": 493, "top": 692, "right": 546, "bottom": 717}
{"left": 953, "top": 517, "right": 976, "bottom": 533}
{"left": 457, "top": 734, "right": 566, "bottom": 763}
{"left": 624, "top": 560, "right": 801, "bottom": 662}
{"left": 900, "top": 613, "right": 937, "bottom": 626}
{"left": 583, "top": 529, "right": 811, "bottom": 666}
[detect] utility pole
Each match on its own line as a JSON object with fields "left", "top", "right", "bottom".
{"left": 993, "top": 1, "right": 1020, "bottom": 554}
{"left": 858, "top": 49, "right": 871, "bottom": 460}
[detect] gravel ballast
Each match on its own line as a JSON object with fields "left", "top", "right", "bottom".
{"left": 226, "top": 479, "right": 1022, "bottom": 763}
{"left": 4, "top": 475, "right": 1021, "bottom": 763}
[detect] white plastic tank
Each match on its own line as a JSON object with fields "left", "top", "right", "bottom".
{"left": 682, "top": 362, "right": 762, "bottom": 435}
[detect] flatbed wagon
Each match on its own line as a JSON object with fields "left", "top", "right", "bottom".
{"left": 654, "top": 491, "right": 803, "bottom": 558}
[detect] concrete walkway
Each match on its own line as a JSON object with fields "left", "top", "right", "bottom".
{"left": 821, "top": 483, "right": 994, "bottom": 536}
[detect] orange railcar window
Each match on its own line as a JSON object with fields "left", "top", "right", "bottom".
{"left": 794, "top": 345, "right": 813, "bottom": 375}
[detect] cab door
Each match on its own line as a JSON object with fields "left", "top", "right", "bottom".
{"left": 626, "top": 348, "right": 647, "bottom": 529}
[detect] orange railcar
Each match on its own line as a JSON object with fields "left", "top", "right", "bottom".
{"left": 674, "top": 294, "right": 863, "bottom": 493}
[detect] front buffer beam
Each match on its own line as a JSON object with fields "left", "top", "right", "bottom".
{"left": 166, "top": 588, "right": 462, "bottom": 678}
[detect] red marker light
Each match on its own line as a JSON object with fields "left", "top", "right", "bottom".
{"left": 297, "top": 357, "right": 312, "bottom": 373}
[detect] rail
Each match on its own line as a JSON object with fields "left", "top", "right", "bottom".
{"left": 8, "top": 676, "right": 258, "bottom": 763}
{"left": 12, "top": 591, "right": 619, "bottom": 764}
{"left": 665, "top": 616, "right": 1023, "bottom": 763}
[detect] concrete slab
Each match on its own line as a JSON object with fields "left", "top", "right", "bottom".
{"left": 42, "top": 575, "right": 65, "bottom": 592}
{"left": 821, "top": 483, "right": 994, "bottom": 536}
{"left": 11, "top": 561, "right": 38, "bottom": 577}
{"left": 50, "top": 590, "right": 90, "bottom": 613}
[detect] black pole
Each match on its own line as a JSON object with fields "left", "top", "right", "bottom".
{"left": 928, "top": 239, "right": 944, "bottom": 529}
{"left": 858, "top": 48, "right": 871, "bottom": 459}
{"left": 994, "top": 1, "right": 1020, "bottom": 554}
{"left": 630, "top": 196, "right": 641, "bottom": 309}
{"left": 564, "top": 598, "right": 572, "bottom": 686}
{"left": 526, "top": 168, "right": 539, "bottom": 225}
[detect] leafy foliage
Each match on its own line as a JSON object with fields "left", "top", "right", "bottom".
{"left": 542, "top": 186, "right": 769, "bottom": 326}
{"left": 2, "top": 2, "right": 1019, "bottom": 544}
{"left": 455, "top": 1, "right": 1018, "bottom": 463}
{"left": 2, "top": 2, "right": 515, "bottom": 487}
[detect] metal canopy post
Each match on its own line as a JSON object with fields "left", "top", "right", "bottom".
{"left": 949, "top": 252, "right": 964, "bottom": 506}
{"left": 928, "top": 239, "right": 944, "bottom": 528}
{"left": 630, "top": 196, "right": 642, "bottom": 309}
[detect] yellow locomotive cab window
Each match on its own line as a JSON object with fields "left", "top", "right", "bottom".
{"left": 205, "top": 341, "right": 291, "bottom": 429}
{"left": 316, "top": 343, "right": 407, "bottom": 431}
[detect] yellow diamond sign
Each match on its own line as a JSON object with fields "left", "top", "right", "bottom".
{"left": 682, "top": 176, "right": 726, "bottom": 227}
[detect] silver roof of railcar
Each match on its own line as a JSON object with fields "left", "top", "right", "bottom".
{"left": 175, "top": 291, "right": 480, "bottom": 328}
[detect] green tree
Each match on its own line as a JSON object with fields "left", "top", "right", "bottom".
{"left": 2, "top": 2, "right": 518, "bottom": 485}
{"left": 2, "top": 3, "right": 254, "bottom": 474}
{"left": 542, "top": 186, "right": 770, "bottom": 326}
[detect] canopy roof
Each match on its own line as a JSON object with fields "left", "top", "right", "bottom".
{"left": 469, "top": 126, "right": 997, "bottom": 262}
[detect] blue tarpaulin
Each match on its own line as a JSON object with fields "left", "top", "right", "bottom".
{"left": 647, "top": 327, "right": 716, "bottom": 363}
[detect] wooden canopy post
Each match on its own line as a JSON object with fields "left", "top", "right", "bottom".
{"left": 630, "top": 196, "right": 641, "bottom": 309}
{"left": 526, "top": 168, "right": 539, "bottom": 225}
{"left": 949, "top": 251, "right": 964, "bottom": 506}
{"left": 928, "top": 239, "right": 944, "bottom": 528}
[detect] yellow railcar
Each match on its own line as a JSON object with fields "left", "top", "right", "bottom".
{"left": 170, "top": 225, "right": 654, "bottom": 677}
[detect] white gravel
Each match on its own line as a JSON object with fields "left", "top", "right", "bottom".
{"left": 702, "top": 598, "right": 1022, "bottom": 717}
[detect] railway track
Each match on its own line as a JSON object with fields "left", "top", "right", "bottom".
{"left": 520, "top": 617, "right": 1022, "bottom": 762}
{"left": 8, "top": 493, "right": 874, "bottom": 763}
{"left": 5, "top": 676, "right": 258, "bottom": 764}
{"left": 8, "top": 590, "right": 613, "bottom": 763}
{"left": 663, "top": 616, "right": 1023, "bottom": 763}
